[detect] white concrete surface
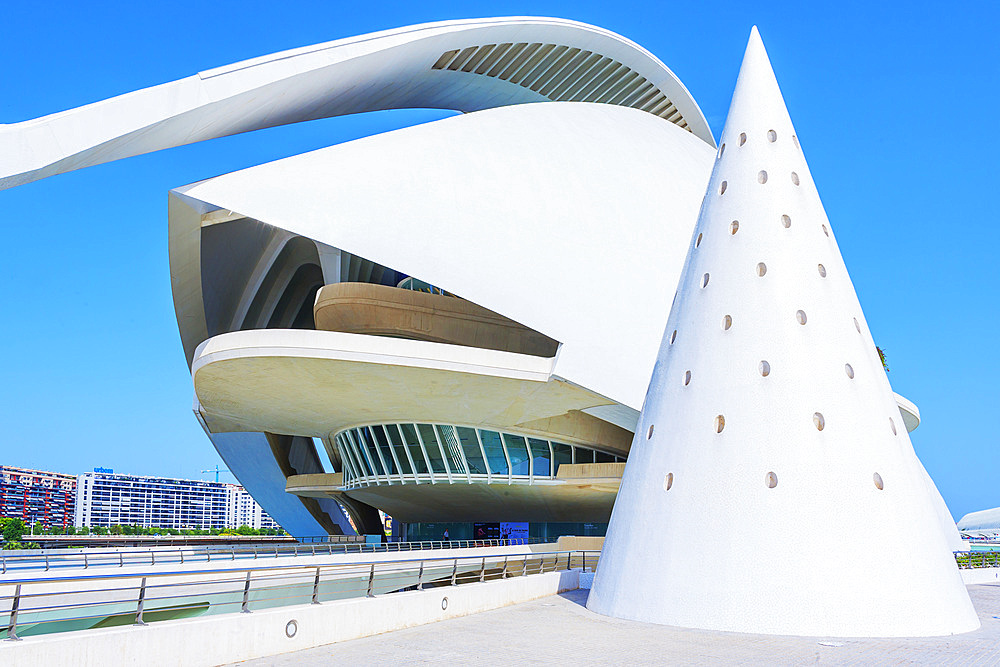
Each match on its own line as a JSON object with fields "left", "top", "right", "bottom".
{"left": 237, "top": 585, "right": 1000, "bottom": 665}
{"left": 961, "top": 568, "right": 1000, "bottom": 585}
{"left": 587, "top": 27, "right": 978, "bottom": 637}
{"left": 0, "top": 569, "right": 580, "bottom": 666}
{"left": 0, "top": 17, "right": 713, "bottom": 192}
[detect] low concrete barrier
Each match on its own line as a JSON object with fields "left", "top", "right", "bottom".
{"left": 1, "top": 569, "right": 580, "bottom": 666}
{"left": 962, "top": 567, "right": 1000, "bottom": 585}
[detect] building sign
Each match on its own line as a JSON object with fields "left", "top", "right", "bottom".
{"left": 502, "top": 522, "right": 529, "bottom": 542}
{"left": 473, "top": 522, "right": 500, "bottom": 540}
{"left": 93, "top": 467, "right": 114, "bottom": 474}
{"left": 473, "top": 522, "right": 529, "bottom": 542}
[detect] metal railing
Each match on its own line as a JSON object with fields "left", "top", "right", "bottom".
{"left": 955, "top": 550, "right": 1000, "bottom": 569}
{"left": 0, "top": 549, "right": 600, "bottom": 641}
{"left": 0, "top": 538, "right": 550, "bottom": 575}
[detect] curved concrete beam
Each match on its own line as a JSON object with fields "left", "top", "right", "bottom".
{"left": 0, "top": 16, "right": 713, "bottom": 191}
{"left": 314, "top": 282, "right": 559, "bottom": 357}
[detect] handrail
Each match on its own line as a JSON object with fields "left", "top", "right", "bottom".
{"left": 0, "top": 538, "right": 551, "bottom": 575}
{"left": 0, "top": 549, "right": 601, "bottom": 641}
{"left": 954, "top": 550, "right": 1000, "bottom": 569}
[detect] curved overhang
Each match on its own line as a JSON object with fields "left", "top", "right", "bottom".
{"left": 172, "top": 102, "right": 717, "bottom": 411}
{"left": 313, "top": 282, "right": 560, "bottom": 357}
{"left": 285, "top": 464, "right": 624, "bottom": 523}
{"left": 892, "top": 391, "right": 920, "bottom": 432}
{"left": 192, "top": 328, "right": 634, "bottom": 454}
{"left": 0, "top": 16, "right": 713, "bottom": 191}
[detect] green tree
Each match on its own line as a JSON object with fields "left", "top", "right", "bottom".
{"left": 2, "top": 518, "right": 26, "bottom": 544}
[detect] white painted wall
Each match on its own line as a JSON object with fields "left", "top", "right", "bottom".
{"left": 587, "top": 28, "right": 978, "bottom": 637}
{"left": 0, "top": 570, "right": 579, "bottom": 666}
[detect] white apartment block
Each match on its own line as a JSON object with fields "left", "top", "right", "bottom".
{"left": 225, "top": 484, "right": 279, "bottom": 530}
{"left": 75, "top": 471, "right": 278, "bottom": 530}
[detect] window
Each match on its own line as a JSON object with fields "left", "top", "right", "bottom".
{"left": 417, "top": 424, "right": 448, "bottom": 474}
{"left": 399, "top": 424, "right": 429, "bottom": 474}
{"left": 436, "top": 425, "right": 468, "bottom": 475}
{"left": 551, "top": 443, "right": 573, "bottom": 475}
{"left": 528, "top": 438, "right": 551, "bottom": 476}
{"left": 457, "top": 427, "right": 488, "bottom": 475}
{"left": 478, "top": 430, "right": 509, "bottom": 475}
{"left": 504, "top": 434, "right": 531, "bottom": 476}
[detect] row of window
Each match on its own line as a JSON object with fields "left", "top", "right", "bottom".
{"left": 335, "top": 423, "right": 624, "bottom": 487}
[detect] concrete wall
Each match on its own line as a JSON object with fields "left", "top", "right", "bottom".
{"left": 0, "top": 570, "right": 579, "bottom": 666}
{"left": 961, "top": 568, "right": 1000, "bottom": 585}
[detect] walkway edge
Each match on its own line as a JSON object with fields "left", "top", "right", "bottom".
{"left": 0, "top": 570, "right": 580, "bottom": 666}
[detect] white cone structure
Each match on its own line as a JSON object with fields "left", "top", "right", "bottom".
{"left": 587, "top": 28, "right": 979, "bottom": 637}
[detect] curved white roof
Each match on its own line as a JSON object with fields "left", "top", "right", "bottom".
{"left": 0, "top": 16, "right": 713, "bottom": 191}
{"left": 173, "top": 102, "right": 715, "bottom": 414}
{"left": 958, "top": 507, "right": 1000, "bottom": 534}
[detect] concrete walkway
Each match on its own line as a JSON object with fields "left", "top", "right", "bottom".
{"left": 232, "top": 584, "right": 1000, "bottom": 665}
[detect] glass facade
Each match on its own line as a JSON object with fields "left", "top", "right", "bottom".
{"left": 334, "top": 423, "right": 624, "bottom": 489}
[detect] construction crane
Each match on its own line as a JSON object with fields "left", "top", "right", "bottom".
{"left": 201, "top": 465, "right": 234, "bottom": 483}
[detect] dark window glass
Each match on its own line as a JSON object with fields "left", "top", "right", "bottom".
{"left": 417, "top": 424, "right": 448, "bottom": 474}
{"left": 575, "top": 447, "right": 595, "bottom": 464}
{"left": 384, "top": 425, "right": 412, "bottom": 475}
{"left": 436, "top": 425, "right": 467, "bottom": 475}
{"left": 528, "top": 438, "right": 551, "bottom": 476}
{"left": 350, "top": 429, "right": 378, "bottom": 477}
{"left": 478, "top": 430, "right": 508, "bottom": 475}
{"left": 457, "top": 427, "right": 487, "bottom": 474}
{"left": 399, "top": 424, "right": 428, "bottom": 474}
{"left": 336, "top": 435, "right": 359, "bottom": 480}
{"left": 371, "top": 426, "right": 396, "bottom": 475}
{"left": 504, "top": 434, "right": 531, "bottom": 476}
{"left": 595, "top": 451, "right": 615, "bottom": 463}
{"left": 551, "top": 443, "right": 573, "bottom": 475}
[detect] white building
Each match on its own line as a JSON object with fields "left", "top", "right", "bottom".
{"left": 225, "top": 484, "right": 280, "bottom": 531}
{"left": 0, "top": 17, "right": 935, "bottom": 545}
{"left": 958, "top": 507, "right": 1000, "bottom": 539}
{"left": 75, "top": 471, "right": 277, "bottom": 530}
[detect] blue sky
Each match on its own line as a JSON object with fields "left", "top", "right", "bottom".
{"left": 1, "top": 1, "right": 996, "bottom": 520}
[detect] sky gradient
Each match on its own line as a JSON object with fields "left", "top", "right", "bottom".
{"left": 1, "top": 1, "right": 996, "bottom": 520}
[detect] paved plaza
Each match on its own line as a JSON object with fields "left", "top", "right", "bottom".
{"left": 233, "top": 584, "right": 1000, "bottom": 665}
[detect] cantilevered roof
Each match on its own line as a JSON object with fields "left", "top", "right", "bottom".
{"left": 0, "top": 16, "right": 713, "bottom": 190}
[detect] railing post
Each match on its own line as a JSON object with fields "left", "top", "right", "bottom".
{"left": 1, "top": 554, "right": 5, "bottom": 574}
{"left": 253, "top": 546, "right": 257, "bottom": 560}
{"left": 451, "top": 559, "right": 458, "bottom": 586}
{"left": 582, "top": 552, "right": 586, "bottom": 573}
{"left": 566, "top": 552, "right": 571, "bottom": 571}
{"left": 5, "top": 584, "right": 21, "bottom": 641}
{"left": 502, "top": 556, "right": 508, "bottom": 579}
{"left": 241, "top": 571, "right": 252, "bottom": 613}
{"left": 180, "top": 550, "right": 184, "bottom": 564}
{"left": 44, "top": 554, "right": 49, "bottom": 571}
{"left": 522, "top": 556, "right": 527, "bottom": 577}
{"left": 367, "top": 564, "right": 376, "bottom": 598}
{"left": 134, "top": 577, "right": 149, "bottom": 626}
{"left": 84, "top": 553, "right": 88, "bottom": 569}
{"left": 311, "top": 567, "right": 321, "bottom": 605}
{"left": 417, "top": 561, "right": 424, "bottom": 590}
{"left": 119, "top": 551, "right": 124, "bottom": 567}
{"left": 151, "top": 551, "right": 155, "bottom": 566}
{"left": 480, "top": 556, "right": 486, "bottom": 582}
